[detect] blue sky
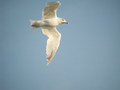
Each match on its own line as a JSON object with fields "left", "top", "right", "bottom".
{"left": 0, "top": 0, "right": 120, "bottom": 90}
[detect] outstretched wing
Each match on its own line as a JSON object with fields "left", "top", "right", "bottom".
{"left": 42, "top": 27, "right": 61, "bottom": 65}
{"left": 42, "top": 1, "right": 61, "bottom": 19}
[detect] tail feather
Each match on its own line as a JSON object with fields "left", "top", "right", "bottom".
{"left": 30, "top": 20, "right": 41, "bottom": 30}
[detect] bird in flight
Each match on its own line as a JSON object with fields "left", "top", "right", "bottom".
{"left": 30, "top": 1, "right": 68, "bottom": 65}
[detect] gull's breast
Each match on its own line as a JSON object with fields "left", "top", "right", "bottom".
{"left": 41, "top": 18, "right": 59, "bottom": 27}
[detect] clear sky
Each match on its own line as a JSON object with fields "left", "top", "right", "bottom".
{"left": 0, "top": 0, "right": 120, "bottom": 90}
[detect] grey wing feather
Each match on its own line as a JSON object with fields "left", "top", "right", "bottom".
{"left": 42, "top": 1, "right": 61, "bottom": 19}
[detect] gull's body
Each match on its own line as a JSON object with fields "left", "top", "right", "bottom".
{"left": 30, "top": 1, "right": 68, "bottom": 65}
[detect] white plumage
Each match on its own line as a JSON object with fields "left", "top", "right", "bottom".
{"left": 30, "top": 1, "right": 68, "bottom": 65}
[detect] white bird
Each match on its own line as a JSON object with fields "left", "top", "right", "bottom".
{"left": 30, "top": 1, "right": 68, "bottom": 65}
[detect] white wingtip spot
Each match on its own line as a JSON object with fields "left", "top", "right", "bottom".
{"left": 46, "top": 61, "right": 50, "bottom": 66}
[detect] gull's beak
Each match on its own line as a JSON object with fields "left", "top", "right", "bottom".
{"left": 62, "top": 20, "right": 69, "bottom": 24}
{"left": 65, "top": 22, "right": 69, "bottom": 24}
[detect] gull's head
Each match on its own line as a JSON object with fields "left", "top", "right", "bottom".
{"left": 59, "top": 18, "right": 69, "bottom": 24}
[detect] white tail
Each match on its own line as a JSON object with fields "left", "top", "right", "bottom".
{"left": 30, "top": 20, "right": 41, "bottom": 30}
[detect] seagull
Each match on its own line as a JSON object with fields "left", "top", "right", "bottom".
{"left": 30, "top": 1, "right": 68, "bottom": 65}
